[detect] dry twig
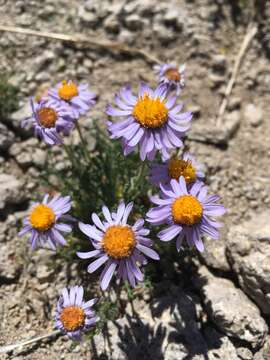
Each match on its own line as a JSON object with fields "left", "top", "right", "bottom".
{"left": 0, "top": 25, "right": 162, "bottom": 64}
{"left": 216, "top": 24, "right": 258, "bottom": 126}
{"left": 0, "top": 330, "right": 61, "bottom": 354}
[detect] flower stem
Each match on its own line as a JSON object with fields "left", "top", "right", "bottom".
{"left": 75, "top": 122, "right": 89, "bottom": 160}
{"left": 131, "top": 161, "right": 147, "bottom": 196}
{"left": 63, "top": 143, "right": 74, "bottom": 165}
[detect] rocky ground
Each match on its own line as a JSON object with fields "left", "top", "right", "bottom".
{"left": 1, "top": 0, "right": 270, "bottom": 359}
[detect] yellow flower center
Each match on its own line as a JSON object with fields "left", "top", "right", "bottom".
{"left": 37, "top": 107, "right": 58, "bottom": 128}
{"left": 29, "top": 204, "right": 56, "bottom": 231}
{"left": 60, "top": 306, "right": 85, "bottom": 332}
{"left": 172, "top": 195, "right": 203, "bottom": 226}
{"left": 102, "top": 225, "right": 136, "bottom": 259}
{"left": 168, "top": 158, "right": 197, "bottom": 184}
{"left": 132, "top": 94, "right": 168, "bottom": 128}
{"left": 165, "top": 68, "right": 181, "bottom": 82}
{"left": 58, "top": 80, "right": 78, "bottom": 101}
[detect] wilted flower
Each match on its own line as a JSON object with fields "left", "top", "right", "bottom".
{"left": 77, "top": 201, "right": 159, "bottom": 290}
{"left": 154, "top": 63, "right": 185, "bottom": 95}
{"left": 107, "top": 83, "right": 192, "bottom": 161}
{"left": 48, "top": 80, "right": 96, "bottom": 119}
{"left": 18, "top": 193, "right": 73, "bottom": 250}
{"left": 22, "top": 98, "right": 74, "bottom": 145}
{"left": 55, "top": 286, "right": 98, "bottom": 340}
{"left": 147, "top": 177, "right": 225, "bottom": 252}
{"left": 149, "top": 152, "right": 204, "bottom": 187}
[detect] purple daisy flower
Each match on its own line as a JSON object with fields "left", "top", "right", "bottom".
{"left": 18, "top": 193, "right": 73, "bottom": 250}
{"left": 146, "top": 176, "right": 225, "bottom": 252}
{"left": 55, "top": 286, "right": 98, "bottom": 341}
{"left": 22, "top": 98, "right": 74, "bottom": 145}
{"left": 153, "top": 63, "right": 185, "bottom": 95}
{"left": 77, "top": 201, "right": 160, "bottom": 290}
{"left": 107, "top": 83, "right": 192, "bottom": 161}
{"left": 149, "top": 152, "right": 205, "bottom": 187}
{"left": 48, "top": 80, "right": 96, "bottom": 119}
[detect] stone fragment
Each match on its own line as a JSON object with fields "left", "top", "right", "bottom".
{"left": 200, "top": 226, "right": 231, "bottom": 272}
{"left": 237, "top": 347, "right": 254, "bottom": 360}
{"left": 254, "top": 336, "right": 270, "bottom": 360}
{"left": 92, "top": 290, "right": 208, "bottom": 359}
{"left": 204, "top": 327, "right": 240, "bottom": 360}
{"left": 188, "top": 112, "right": 240, "bottom": 145}
{"left": 244, "top": 103, "right": 263, "bottom": 127}
{"left": 9, "top": 102, "right": 32, "bottom": 137}
{"left": 104, "top": 15, "right": 120, "bottom": 33}
{"left": 209, "top": 74, "right": 225, "bottom": 88}
{"left": 195, "top": 266, "right": 268, "bottom": 348}
{"left": 9, "top": 138, "right": 46, "bottom": 168}
{"left": 124, "top": 14, "right": 145, "bottom": 31}
{"left": 0, "top": 242, "right": 20, "bottom": 280}
{"left": 212, "top": 54, "right": 227, "bottom": 73}
{"left": 227, "top": 211, "right": 270, "bottom": 314}
{"left": 0, "top": 123, "right": 15, "bottom": 151}
{"left": 0, "top": 173, "right": 25, "bottom": 210}
{"left": 0, "top": 221, "right": 7, "bottom": 242}
{"left": 36, "top": 265, "right": 54, "bottom": 283}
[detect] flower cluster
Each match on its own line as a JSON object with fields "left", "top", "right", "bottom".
{"left": 22, "top": 80, "right": 96, "bottom": 145}
{"left": 18, "top": 61, "right": 226, "bottom": 341}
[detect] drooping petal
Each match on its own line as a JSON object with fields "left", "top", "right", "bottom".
{"left": 87, "top": 255, "right": 109, "bottom": 273}
{"left": 100, "top": 261, "right": 117, "bottom": 290}
{"left": 136, "top": 244, "right": 160, "bottom": 260}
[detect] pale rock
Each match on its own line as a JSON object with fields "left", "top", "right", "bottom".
{"left": 83, "top": 0, "right": 110, "bottom": 19}
{"left": 237, "top": 347, "right": 254, "bottom": 360}
{"left": 92, "top": 289, "right": 208, "bottom": 359}
{"left": 9, "top": 138, "right": 46, "bottom": 168}
{"left": 36, "top": 265, "right": 54, "bottom": 283}
{"left": 195, "top": 266, "right": 268, "bottom": 348}
{"left": 204, "top": 327, "right": 240, "bottom": 360}
{"left": 0, "top": 242, "right": 20, "bottom": 280}
{"left": 9, "top": 102, "right": 32, "bottom": 137}
{"left": 209, "top": 73, "right": 225, "bottom": 88}
{"left": 212, "top": 54, "right": 227, "bottom": 73}
{"left": 227, "top": 211, "right": 270, "bottom": 314}
{"left": 0, "top": 221, "right": 7, "bottom": 242}
{"left": 0, "top": 123, "right": 15, "bottom": 151}
{"left": 254, "top": 336, "right": 270, "bottom": 360}
{"left": 200, "top": 226, "right": 231, "bottom": 272}
{"left": 153, "top": 22, "right": 175, "bottom": 43}
{"left": 78, "top": 7, "right": 98, "bottom": 26}
{"left": 228, "top": 97, "right": 241, "bottom": 111}
{"left": 188, "top": 112, "right": 240, "bottom": 145}
{"left": 244, "top": 103, "right": 263, "bottom": 127}
{"left": 118, "top": 29, "right": 136, "bottom": 45}
{"left": 104, "top": 15, "right": 120, "bottom": 33}
{"left": 124, "top": 14, "right": 145, "bottom": 31}
{"left": 8, "top": 72, "right": 26, "bottom": 88}
{"left": 33, "top": 50, "right": 55, "bottom": 71}
{"left": 0, "top": 173, "right": 25, "bottom": 210}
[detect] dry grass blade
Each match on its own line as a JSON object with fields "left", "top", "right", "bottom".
{"left": 0, "top": 25, "right": 162, "bottom": 65}
{"left": 0, "top": 330, "right": 61, "bottom": 354}
{"left": 216, "top": 23, "right": 258, "bottom": 126}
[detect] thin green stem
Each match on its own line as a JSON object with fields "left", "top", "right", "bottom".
{"left": 75, "top": 122, "right": 89, "bottom": 160}
{"left": 130, "top": 160, "right": 147, "bottom": 197}
{"left": 62, "top": 143, "right": 74, "bottom": 165}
